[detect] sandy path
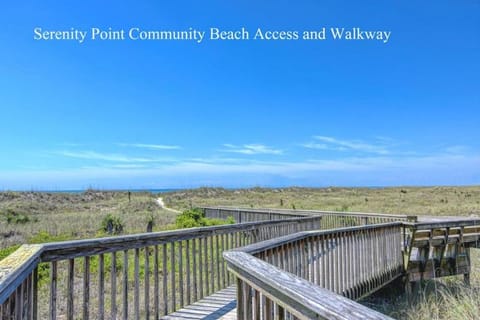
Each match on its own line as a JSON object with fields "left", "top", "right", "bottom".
{"left": 156, "top": 197, "right": 181, "bottom": 213}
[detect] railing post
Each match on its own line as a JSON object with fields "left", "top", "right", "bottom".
{"left": 32, "top": 267, "right": 38, "bottom": 320}
{"left": 49, "top": 261, "right": 57, "bottom": 319}
{"left": 236, "top": 278, "right": 245, "bottom": 320}
{"left": 464, "top": 247, "right": 471, "bottom": 286}
{"left": 405, "top": 279, "right": 413, "bottom": 305}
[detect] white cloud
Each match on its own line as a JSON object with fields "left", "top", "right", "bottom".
{"left": 444, "top": 145, "right": 472, "bottom": 155}
{"left": 303, "top": 136, "right": 390, "bottom": 154}
{"left": 118, "top": 143, "right": 181, "bottom": 150}
{"left": 2, "top": 151, "right": 480, "bottom": 189}
{"left": 109, "top": 164, "right": 148, "bottom": 169}
{"left": 301, "top": 142, "right": 328, "bottom": 150}
{"left": 222, "top": 144, "right": 283, "bottom": 155}
{"left": 55, "top": 150, "right": 171, "bottom": 163}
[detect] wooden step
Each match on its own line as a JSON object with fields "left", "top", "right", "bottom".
{"left": 161, "top": 286, "right": 237, "bottom": 320}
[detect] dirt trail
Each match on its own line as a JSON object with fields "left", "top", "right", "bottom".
{"left": 155, "top": 197, "right": 181, "bottom": 213}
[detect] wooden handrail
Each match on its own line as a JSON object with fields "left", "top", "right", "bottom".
{"left": 224, "top": 223, "right": 403, "bottom": 319}
{"left": 225, "top": 251, "right": 394, "bottom": 320}
{"left": 203, "top": 206, "right": 413, "bottom": 219}
{"left": 39, "top": 216, "right": 321, "bottom": 262}
{"left": 0, "top": 245, "right": 42, "bottom": 304}
{"left": 0, "top": 214, "right": 322, "bottom": 319}
{"left": 403, "top": 219, "right": 480, "bottom": 229}
{"left": 231, "top": 222, "right": 404, "bottom": 255}
{"left": 3, "top": 205, "right": 480, "bottom": 320}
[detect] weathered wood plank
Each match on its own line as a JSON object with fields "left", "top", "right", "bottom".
{"left": 123, "top": 250, "right": 129, "bottom": 320}
{"left": 192, "top": 239, "right": 198, "bottom": 302}
{"left": 49, "top": 261, "right": 57, "bottom": 320}
{"left": 98, "top": 254, "right": 104, "bottom": 320}
{"left": 171, "top": 243, "right": 176, "bottom": 311}
{"left": 225, "top": 251, "right": 393, "bottom": 320}
{"left": 83, "top": 256, "right": 90, "bottom": 320}
{"left": 185, "top": 240, "right": 191, "bottom": 306}
{"left": 38, "top": 217, "right": 322, "bottom": 262}
{"left": 154, "top": 245, "right": 160, "bottom": 319}
{"left": 203, "top": 206, "right": 410, "bottom": 220}
{"left": 178, "top": 241, "right": 184, "bottom": 309}
{"left": 145, "top": 247, "right": 150, "bottom": 319}
{"left": 9, "top": 206, "right": 480, "bottom": 320}
{"left": 0, "top": 245, "right": 42, "bottom": 305}
{"left": 111, "top": 252, "right": 117, "bottom": 319}
{"left": 204, "top": 237, "right": 209, "bottom": 296}
{"left": 198, "top": 239, "right": 204, "bottom": 299}
{"left": 32, "top": 267, "right": 38, "bottom": 320}
{"left": 162, "top": 244, "right": 168, "bottom": 316}
{"left": 160, "top": 286, "right": 236, "bottom": 320}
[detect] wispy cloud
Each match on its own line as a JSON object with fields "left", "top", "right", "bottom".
{"left": 444, "top": 145, "right": 472, "bottom": 155}
{"left": 222, "top": 144, "right": 283, "bottom": 155}
{"left": 301, "top": 142, "right": 329, "bottom": 150}
{"left": 303, "top": 136, "right": 390, "bottom": 155}
{"left": 109, "top": 164, "right": 148, "bottom": 169}
{"left": 55, "top": 150, "right": 169, "bottom": 163}
{"left": 6, "top": 151, "right": 479, "bottom": 190}
{"left": 118, "top": 143, "right": 181, "bottom": 150}
{"left": 58, "top": 143, "right": 85, "bottom": 147}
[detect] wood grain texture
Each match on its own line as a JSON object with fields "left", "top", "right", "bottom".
{"left": 38, "top": 216, "right": 321, "bottom": 262}
{"left": 225, "top": 223, "right": 406, "bottom": 318}
{"left": 0, "top": 245, "right": 42, "bottom": 305}
{"left": 225, "top": 251, "right": 393, "bottom": 320}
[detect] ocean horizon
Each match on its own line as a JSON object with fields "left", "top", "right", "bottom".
{"left": 3, "top": 188, "right": 181, "bottom": 194}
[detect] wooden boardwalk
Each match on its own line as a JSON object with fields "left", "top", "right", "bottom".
{"left": 161, "top": 286, "right": 236, "bottom": 320}
{"left": 2, "top": 207, "right": 480, "bottom": 320}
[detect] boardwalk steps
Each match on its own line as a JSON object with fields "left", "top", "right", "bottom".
{"left": 161, "top": 286, "right": 236, "bottom": 320}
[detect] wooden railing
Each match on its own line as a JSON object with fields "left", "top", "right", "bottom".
{"left": 403, "top": 219, "right": 480, "bottom": 284}
{"left": 203, "top": 207, "right": 308, "bottom": 222}
{"left": 224, "top": 223, "right": 404, "bottom": 320}
{"left": 5, "top": 205, "right": 478, "bottom": 320}
{"left": 203, "top": 206, "right": 415, "bottom": 228}
{"left": 0, "top": 245, "right": 42, "bottom": 320}
{"left": 0, "top": 216, "right": 321, "bottom": 320}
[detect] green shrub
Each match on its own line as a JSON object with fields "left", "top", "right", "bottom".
{"left": 175, "top": 208, "right": 235, "bottom": 228}
{"left": 225, "top": 216, "right": 236, "bottom": 224}
{"left": 101, "top": 214, "right": 124, "bottom": 235}
{"left": 203, "top": 218, "right": 229, "bottom": 226}
{"left": 28, "top": 231, "right": 70, "bottom": 244}
{"left": 335, "top": 204, "right": 349, "bottom": 212}
{"left": 175, "top": 208, "right": 204, "bottom": 228}
{"left": 1, "top": 209, "right": 35, "bottom": 224}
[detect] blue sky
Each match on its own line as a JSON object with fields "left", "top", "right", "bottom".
{"left": 0, "top": 1, "right": 479, "bottom": 190}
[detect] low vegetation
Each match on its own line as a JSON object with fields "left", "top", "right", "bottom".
{"left": 162, "top": 186, "right": 480, "bottom": 217}
{"left": 175, "top": 207, "right": 235, "bottom": 228}
{"left": 0, "top": 190, "right": 178, "bottom": 249}
{"left": 363, "top": 249, "right": 480, "bottom": 319}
